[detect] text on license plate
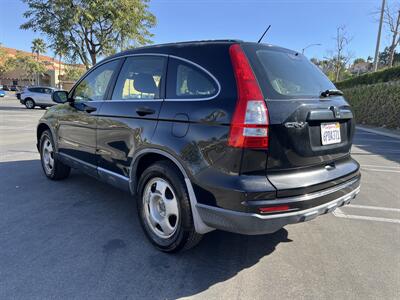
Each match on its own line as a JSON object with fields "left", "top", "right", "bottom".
{"left": 321, "top": 123, "right": 341, "bottom": 145}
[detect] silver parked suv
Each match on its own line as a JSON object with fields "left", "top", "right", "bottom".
{"left": 20, "top": 86, "right": 57, "bottom": 109}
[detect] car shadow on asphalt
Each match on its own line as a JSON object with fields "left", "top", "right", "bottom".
{"left": 0, "top": 159, "right": 292, "bottom": 299}
{"left": 352, "top": 130, "right": 400, "bottom": 165}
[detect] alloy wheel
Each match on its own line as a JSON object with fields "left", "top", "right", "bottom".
{"left": 142, "top": 177, "right": 180, "bottom": 239}
{"left": 26, "top": 100, "right": 34, "bottom": 109}
{"left": 42, "top": 138, "right": 54, "bottom": 175}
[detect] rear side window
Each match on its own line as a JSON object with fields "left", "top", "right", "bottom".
{"left": 112, "top": 56, "right": 165, "bottom": 100}
{"left": 29, "top": 88, "right": 41, "bottom": 93}
{"left": 167, "top": 58, "right": 218, "bottom": 99}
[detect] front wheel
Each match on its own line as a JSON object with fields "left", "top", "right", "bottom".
{"left": 40, "top": 130, "right": 71, "bottom": 180}
{"left": 137, "top": 161, "right": 202, "bottom": 252}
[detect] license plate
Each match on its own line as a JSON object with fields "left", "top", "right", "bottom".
{"left": 321, "top": 123, "right": 341, "bottom": 145}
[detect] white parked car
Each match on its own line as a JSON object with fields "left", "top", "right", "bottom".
{"left": 20, "top": 86, "right": 58, "bottom": 109}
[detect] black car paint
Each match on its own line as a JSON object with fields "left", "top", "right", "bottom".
{"left": 37, "top": 40, "right": 360, "bottom": 218}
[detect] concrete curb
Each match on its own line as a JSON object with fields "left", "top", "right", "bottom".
{"left": 356, "top": 126, "right": 400, "bottom": 140}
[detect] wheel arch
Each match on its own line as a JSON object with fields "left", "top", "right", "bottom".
{"left": 36, "top": 122, "right": 58, "bottom": 152}
{"left": 130, "top": 149, "right": 214, "bottom": 234}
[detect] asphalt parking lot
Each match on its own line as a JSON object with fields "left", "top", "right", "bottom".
{"left": 0, "top": 94, "right": 399, "bottom": 299}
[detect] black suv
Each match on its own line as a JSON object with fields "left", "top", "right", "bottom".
{"left": 37, "top": 40, "right": 360, "bottom": 252}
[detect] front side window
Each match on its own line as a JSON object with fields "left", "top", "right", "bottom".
{"left": 112, "top": 56, "right": 166, "bottom": 100}
{"left": 73, "top": 60, "right": 119, "bottom": 101}
{"left": 167, "top": 59, "right": 218, "bottom": 99}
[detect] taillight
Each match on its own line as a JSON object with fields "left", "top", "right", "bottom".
{"left": 228, "top": 44, "right": 269, "bottom": 149}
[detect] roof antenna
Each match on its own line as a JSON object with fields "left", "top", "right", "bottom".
{"left": 257, "top": 25, "right": 271, "bottom": 43}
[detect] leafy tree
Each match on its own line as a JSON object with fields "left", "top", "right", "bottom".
{"left": 0, "top": 44, "right": 6, "bottom": 59}
{"left": 63, "top": 65, "right": 85, "bottom": 81}
{"left": 14, "top": 51, "right": 47, "bottom": 85}
{"left": 310, "top": 58, "right": 336, "bottom": 81}
{"left": 21, "top": 0, "right": 156, "bottom": 70}
{"left": 379, "top": 47, "right": 400, "bottom": 67}
{"left": 0, "top": 45, "right": 16, "bottom": 77}
{"left": 353, "top": 58, "right": 366, "bottom": 64}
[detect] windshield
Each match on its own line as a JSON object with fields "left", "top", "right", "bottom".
{"left": 246, "top": 46, "right": 336, "bottom": 99}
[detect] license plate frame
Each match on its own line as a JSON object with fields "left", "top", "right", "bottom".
{"left": 321, "top": 122, "right": 341, "bottom": 145}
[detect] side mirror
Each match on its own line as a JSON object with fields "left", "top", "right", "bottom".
{"left": 52, "top": 90, "right": 69, "bottom": 103}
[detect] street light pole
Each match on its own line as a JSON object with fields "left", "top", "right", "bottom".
{"left": 373, "top": 0, "right": 386, "bottom": 72}
{"left": 302, "top": 43, "right": 322, "bottom": 54}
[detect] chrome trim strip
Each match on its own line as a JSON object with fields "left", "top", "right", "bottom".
{"left": 59, "top": 153, "right": 129, "bottom": 182}
{"left": 69, "top": 53, "right": 169, "bottom": 98}
{"left": 58, "top": 152, "right": 96, "bottom": 169}
{"left": 165, "top": 55, "right": 221, "bottom": 101}
{"left": 199, "top": 186, "right": 360, "bottom": 221}
{"left": 98, "top": 166, "right": 129, "bottom": 181}
{"left": 96, "top": 53, "right": 169, "bottom": 66}
{"left": 244, "top": 176, "right": 360, "bottom": 206}
{"left": 87, "top": 99, "right": 164, "bottom": 103}
{"left": 71, "top": 53, "right": 221, "bottom": 103}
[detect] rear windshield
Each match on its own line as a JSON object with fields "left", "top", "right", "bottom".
{"left": 244, "top": 45, "right": 335, "bottom": 99}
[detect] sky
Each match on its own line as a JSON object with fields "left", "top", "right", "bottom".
{"left": 0, "top": 0, "right": 396, "bottom": 62}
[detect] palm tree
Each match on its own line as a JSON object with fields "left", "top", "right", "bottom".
{"left": 53, "top": 43, "right": 68, "bottom": 88}
{"left": 31, "top": 38, "right": 47, "bottom": 85}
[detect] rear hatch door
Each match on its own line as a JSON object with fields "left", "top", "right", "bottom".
{"left": 242, "top": 43, "right": 359, "bottom": 197}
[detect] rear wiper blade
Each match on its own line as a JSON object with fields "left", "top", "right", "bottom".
{"left": 320, "top": 89, "right": 344, "bottom": 97}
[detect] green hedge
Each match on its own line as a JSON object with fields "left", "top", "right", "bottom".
{"left": 342, "top": 81, "right": 400, "bottom": 129}
{"left": 336, "top": 66, "right": 400, "bottom": 89}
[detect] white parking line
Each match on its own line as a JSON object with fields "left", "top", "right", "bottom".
{"left": 360, "top": 164, "right": 400, "bottom": 169}
{"left": 362, "top": 168, "right": 400, "bottom": 173}
{"left": 354, "top": 138, "right": 400, "bottom": 143}
{"left": 334, "top": 208, "right": 400, "bottom": 224}
{"left": 348, "top": 204, "right": 400, "bottom": 213}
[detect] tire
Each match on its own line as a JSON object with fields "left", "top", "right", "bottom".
{"left": 25, "top": 98, "right": 35, "bottom": 109}
{"left": 137, "top": 161, "right": 202, "bottom": 252}
{"left": 39, "top": 130, "right": 71, "bottom": 180}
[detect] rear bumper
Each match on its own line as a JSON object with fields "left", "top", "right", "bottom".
{"left": 196, "top": 176, "right": 360, "bottom": 235}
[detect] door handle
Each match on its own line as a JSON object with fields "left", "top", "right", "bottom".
{"left": 83, "top": 104, "right": 97, "bottom": 113}
{"left": 73, "top": 102, "right": 97, "bottom": 113}
{"left": 136, "top": 107, "right": 155, "bottom": 116}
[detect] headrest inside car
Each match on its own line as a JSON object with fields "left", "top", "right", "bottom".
{"left": 133, "top": 73, "right": 158, "bottom": 95}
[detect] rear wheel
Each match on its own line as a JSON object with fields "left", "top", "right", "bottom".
{"left": 40, "top": 130, "right": 70, "bottom": 180}
{"left": 25, "top": 98, "right": 35, "bottom": 109}
{"left": 137, "top": 161, "right": 202, "bottom": 252}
